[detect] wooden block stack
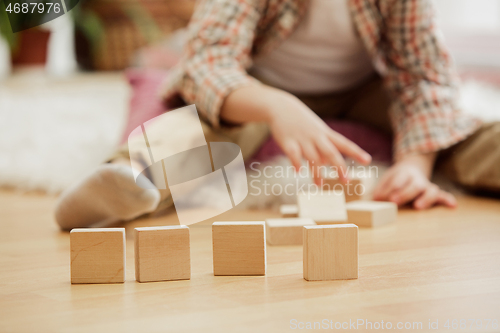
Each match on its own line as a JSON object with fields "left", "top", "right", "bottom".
{"left": 134, "top": 226, "right": 191, "bottom": 282}
{"left": 297, "top": 190, "right": 347, "bottom": 224}
{"left": 346, "top": 201, "right": 397, "bottom": 227}
{"left": 279, "top": 204, "right": 299, "bottom": 218}
{"left": 303, "top": 224, "right": 358, "bottom": 281}
{"left": 212, "top": 222, "right": 266, "bottom": 276}
{"left": 323, "top": 176, "right": 363, "bottom": 202}
{"left": 70, "top": 228, "right": 126, "bottom": 284}
{"left": 265, "top": 218, "right": 315, "bottom": 245}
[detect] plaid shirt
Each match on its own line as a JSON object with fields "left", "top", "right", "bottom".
{"left": 163, "top": 0, "right": 481, "bottom": 159}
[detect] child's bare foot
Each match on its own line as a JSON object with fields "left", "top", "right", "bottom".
{"left": 55, "top": 164, "right": 160, "bottom": 230}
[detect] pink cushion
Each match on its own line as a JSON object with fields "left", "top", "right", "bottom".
{"left": 249, "top": 120, "right": 392, "bottom": 164}
{"left": 459, "top": 69, "right": 500, "bottom": 87}
{"left": 120, "top": 69, "right": 170, "bottom": 144}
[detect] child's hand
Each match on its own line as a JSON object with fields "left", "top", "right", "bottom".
{"left": 267, "top": 89, "right": 372, "bottom": 182}
{"left": 220, "top": 85, "right": 372, "bottom": 183}
{"left": 373, "top": 154, "right": 457, "bottom": 209}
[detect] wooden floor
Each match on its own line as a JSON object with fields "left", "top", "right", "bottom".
{"left": 1, "top": 190, "right": 500, "bottom": 332}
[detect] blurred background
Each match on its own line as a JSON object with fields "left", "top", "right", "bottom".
{"left": 0, "top": 0, "right": 499, "bottom": 194}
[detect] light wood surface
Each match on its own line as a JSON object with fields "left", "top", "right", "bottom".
{"left": 134, "top": 226, "right": 191, "bottom": 283}
{"left": 1, "top": 189, "right": 500, "bottom": 332}
{"left": 70, "top": 228, "right": 126, "bottom": 284}
{"left": 212, "top": 222, "right": 266, "bottom": 276}
{"left": 303, "top": 224, "right": 358, "bottom": 281}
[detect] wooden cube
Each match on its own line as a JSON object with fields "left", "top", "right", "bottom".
{"left": 303, "top": 224, "right": 358, "bottom": 281}
{"left": 280, "top": 204, "right": 299, "bottom": 218}
{"left": 265, "top": 218, "right": 315, "bottom": 245}
{"left": 298, "top": 190, "right": 347, "bottom": 224}
{"left": 323, "top": 177, "right": 363, "bottom": 202}
{"left": 70, "top": 228, "right": 125, "bottom": 284}
{"left": 346, "top": 200, "right": 397, "bottom": 227}
{"left": 212, "top": 222, "right": 266, "bottom": 276}
{"left": 134, "top": 226, "right": 190, "bottom": 282}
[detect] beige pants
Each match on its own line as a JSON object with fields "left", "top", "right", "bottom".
{"left": 113, "top": 74, "right": 500, "bottom": 214}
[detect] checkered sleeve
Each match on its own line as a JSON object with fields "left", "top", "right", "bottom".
{"left": 162, "top": 0, "right": 262, "bottom": 127}
{"left": 382, "top": 0, "right": 481, "bottom": 160}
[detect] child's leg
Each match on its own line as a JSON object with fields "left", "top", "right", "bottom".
{"left": 295, "top": 74, "right": 392, "bottom": 136}
{"left": 340, "top": 75, "right": 392, "bottom": 136}
{"left": 436, "top": 122, "right": 500, "bottom": 194}
{"left": 55, "top": 111, "right": 269, "bottom": 230}
{"left": 54, "top": 163, "right": 161, "bottom": 230}
{"left": 54, "top": 119, "right": 166, "bottom": 230}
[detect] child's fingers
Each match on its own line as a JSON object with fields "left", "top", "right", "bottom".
{"left": 301, "top": 142, "right": 322, "bottom": 179}
{"left": 413, "top": 184, "right": 440, "bottom": 210}
{"left": 327, "top": 131, "right": 372, "bottom": 165}
{"left": 282, "top": 140, "right": 302, "bottom": 171}
{"left": 315, "top": 136, "right": 348, "bottom": 182}
{"left": 374, "top": 171, "right": 410, "bottom": 200}
{"left": 436, "top": 190, "right": 458, "bottom": 208}
{"left": 372, "top": 171, "right": 393, "bottom": 200}
{"left": 389, "top": 179, "right": 426, "bottom": 206}
{"left": 414, "top": 187, "right": 457, "bottom": 209}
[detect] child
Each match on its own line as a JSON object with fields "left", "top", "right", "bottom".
{"left": 55, "top": 0, "right": 499, "bottom": 230}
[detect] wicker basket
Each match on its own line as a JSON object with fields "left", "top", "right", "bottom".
{"left": 76, "top": 0, "right": 195, "bottom": 70}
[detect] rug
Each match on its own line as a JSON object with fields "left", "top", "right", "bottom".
{"left": 0, "top": 69, "right": 129, "bottom": 193}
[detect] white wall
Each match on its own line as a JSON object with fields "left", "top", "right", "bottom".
{"left": 433, "top": 0, "right": 500, "bottom": 33}
{"left": 432, "top": 0, "right": 500, "bottom": 67}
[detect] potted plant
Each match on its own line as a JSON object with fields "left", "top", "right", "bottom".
{"left": 0, "top": 0, "right": 15, "bottom": 78}
{"left": 0, "top": 0, "right": 64, "bottom": 74}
